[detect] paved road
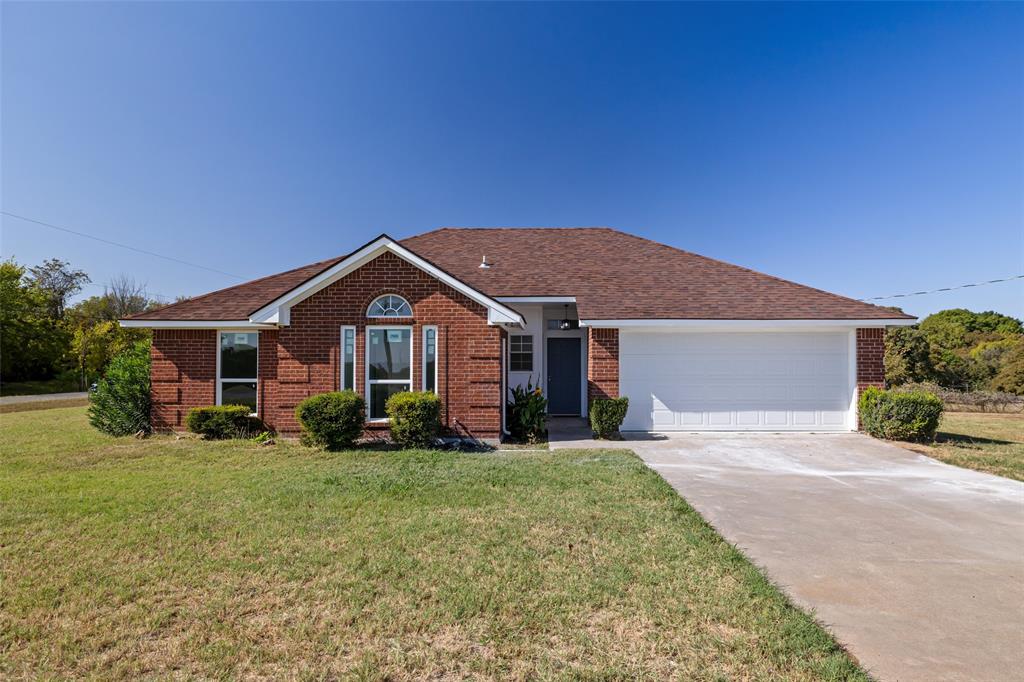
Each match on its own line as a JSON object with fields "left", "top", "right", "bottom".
{"left": 0, "top": 391, "right": 88, "bottom": 405}
{"left": 630, "top": 433, "right": 1024, "bottom": 682}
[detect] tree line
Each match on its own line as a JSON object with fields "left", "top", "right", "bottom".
{"left": 0, "top": 257, "right": 174, "bottom": 392}
{"left": 885, "top": 308, "right": 1024, "bottom": 394}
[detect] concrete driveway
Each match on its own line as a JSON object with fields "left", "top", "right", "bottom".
{"left": 630, "top": 433, "right": 1024, "bottom": 682}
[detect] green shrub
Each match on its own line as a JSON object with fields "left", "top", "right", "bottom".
{"left": 507, "top": 379, "right": 547, "bottom": 443}
{"left": 589, "top": 397, "right": 630, "bottom": 439}
{"left": 295, "top": 391, "right": 365, "bottom": 450}
{"left": 386, "top": 391, "right": 441, "bottom": 448}
{"left": 88, "top": 340, "right": 152, "bottom": 436}
{"left": 859, "top": 387, "right": 944, "bottom": 442}
{"left": 186, "top": 405, "right": 260, "bottom": 440}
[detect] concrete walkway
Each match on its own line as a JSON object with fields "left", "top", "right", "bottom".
{"left": 0, "top": 391, "right": 88, "bottom": 405}
{"left": 550, "top": 424, "right": 1024, "bottom": 681}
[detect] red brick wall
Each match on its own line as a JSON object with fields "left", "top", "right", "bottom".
{"left": 261, "top": 251, "right": 503, "bottom": 438}
{"left": 587, "top": 328, "right": 619, "bottom": 406}
{"left": 856, "top": 327, "right": 885, "bottom": 394}
{"left": 148, "top": 253, "right": 503, "bottom": 437}
{"left": 150, "top": 329, "right": 216, "bottom": 430}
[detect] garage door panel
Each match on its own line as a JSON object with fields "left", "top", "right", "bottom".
{"left": 620, "top": 332, "right": 852, "bottom": 431}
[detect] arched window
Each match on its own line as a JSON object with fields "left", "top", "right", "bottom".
{"left": 367, "top": 294, "right": 412, "bottom": 317}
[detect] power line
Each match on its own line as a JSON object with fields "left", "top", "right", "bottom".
{"left": 2, "top": 211, "right": 245, "bottom": 280}
{"left": 860, "top": 274, "right": 1024, "bottom": 301}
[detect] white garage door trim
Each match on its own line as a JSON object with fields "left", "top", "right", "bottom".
{"left": 620, "top": 329, "right": 857, "bottom": 432}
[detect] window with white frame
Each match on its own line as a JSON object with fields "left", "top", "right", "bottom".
{"left": 423, "top": 326, "right": 437, "bottom": 393}
{"left": 218, "top": 331, "right": 258, "bottom": 413}
{"left": 366, "top": 327, "right": 412, "bottom": 419}
{"left": 340, "top": 326, "right": 356, "bottom": 391}
{"left": 510, "top": 335, "right": 533, "bottom": 372}
{"left": 367, "top": 294, "right": 412, "bottom": 318}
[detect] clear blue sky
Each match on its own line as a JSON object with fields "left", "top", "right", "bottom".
{"left": 3, "top": 2, "right": 1022, "bottom": 318}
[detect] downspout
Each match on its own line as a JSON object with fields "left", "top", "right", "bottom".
{"left": 501, "top": 333, "right": 510, "bottom": 437}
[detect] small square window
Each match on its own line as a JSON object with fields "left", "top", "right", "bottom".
{"left": 510, "top": 335, "right": 533, "bottom": 372}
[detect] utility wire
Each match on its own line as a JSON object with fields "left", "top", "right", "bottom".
{"left": 2, "top": 211, "right": 245, "bottom": 280}
{"left": 859, "top": 274, "right": 1024, "bottom": 301}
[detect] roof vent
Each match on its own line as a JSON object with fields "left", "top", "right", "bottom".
{"left": 479, "top": 255, "right": 491, "bottom": 269}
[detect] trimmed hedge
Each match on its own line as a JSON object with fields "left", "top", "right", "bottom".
{"left": 295, "top": 391, "right": 365, "bottom": 450}
{"left": 590, "top": 397, "right": 630, "bottom": 439}
{"left": 859, "top": 387, "right": 943, "bottom": 442}
{"left": 186, "top": 405, "right": 261, "bottom": 440}
{"left": 386, "top": 391, "right": 441, "bottom": 448}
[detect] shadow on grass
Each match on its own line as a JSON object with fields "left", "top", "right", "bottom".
{"left": 935, "top": 431, "right": 1015, "bottom": 447}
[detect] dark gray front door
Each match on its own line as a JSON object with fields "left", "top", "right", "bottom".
{"left": 547, "top": 337, "right": 581, "bottom": 415}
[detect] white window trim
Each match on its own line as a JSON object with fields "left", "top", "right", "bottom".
{"left": 422, "top": 325, "right": 438, "bottom": 393}
{"left": 509, "top": 334, "right": 534, "bottom": 372}
{"left": 365, "top": 325, "right": 414, "bottom": 422}
{"left": 216, "top": 330, "right": 259, "bottom": 416}
{"left": 367, "top": 293, "right": 413, "bottom": 318}
{"left": 340, "top": 325, "right": 356, "bottom": 391}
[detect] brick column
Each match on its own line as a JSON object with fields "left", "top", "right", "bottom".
{"left": 856, "top": 328, "right": 885, "bottom": 395}
{"left": 587, "top": 328, "right": 619, "bottom": 407}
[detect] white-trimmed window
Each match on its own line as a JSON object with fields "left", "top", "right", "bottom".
{"left": 367, "top": 294, "right": 412, "bottom": 318}
{"left": 510, "top": 335, "right": 533, "bottom": 372}
{"left": 218, "top": 331, "right": 258, "bottom": 414}
{"left": 423, "top": 326, "right": 438, "bottom": 393}
{"left": 366, "top": 326, "right": 412, "bottom": 419}
{"left": 340, "top": 326, "right": 356, "bottom": 391}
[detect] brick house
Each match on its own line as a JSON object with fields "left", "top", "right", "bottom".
{"left": 122, "top": 228, "right": 913, "bottom": 440}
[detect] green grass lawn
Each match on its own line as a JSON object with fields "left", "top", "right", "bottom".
{"left": 924, "top": 412, "right": 1024, "bottom": 481}
{"left": 1, "top": 407, "right": 865, "bottom": 680}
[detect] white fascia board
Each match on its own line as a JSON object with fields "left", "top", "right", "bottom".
{"left": 119, "top": 320, "right": 276, "bottom": 329}
{"left": 248, "top": 237, "right": 525, "bottom": 327}
{"left": 495, "top": 296, "right": 577, "bottom": 303}
{"left": 488, "top": 308, "right": 524, "bottom": 325}
{"left": 581, "top": 318, "right": 917, "bottom": 329}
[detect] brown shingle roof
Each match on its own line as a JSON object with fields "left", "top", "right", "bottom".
{"left": 402, "top": 227, "right": 911, "bottom": 320}
{"left": 128, "top": 255, "right": 346, "bottom": 320}
{"left": 128, "top": 227, "right": 911, "bottom": 322}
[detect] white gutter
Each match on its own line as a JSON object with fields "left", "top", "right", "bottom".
{"left": 580, "top": 318, "right": 917, "bottom": 329}
{"left": 120, "top": 320, "right": 277, "bottom": 329}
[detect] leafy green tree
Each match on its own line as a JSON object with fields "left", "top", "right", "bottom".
{"left": 990, "top": 343, "right": 1024, "bottom": 394}
{"left": 969, "top": 337, "right": 1021, "bottom": 383}
{"left": 884, "top": 326, "right": 933, "bottom": 386}
{"left": 0, "top": 259, "right": 67, "bottom": 382}
{"left": 25, "top": 258, "right": 90, "bottom": 318}
{"left": 920, "top": 309, "right": 1022, "bottom": 342}
{"left": 70, "top": 320, "right": 147, "bottom": 389}
{"left": 913, "top": 309, "right": 1023, "bottom": 391}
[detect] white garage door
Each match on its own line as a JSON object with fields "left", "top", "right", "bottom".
{"left": 619, "top": 331, "right": 854, "bottom": 431}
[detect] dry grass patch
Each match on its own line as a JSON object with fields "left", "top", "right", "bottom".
{"left": 1, "top": 406, "right": 865, "bottom": 680}
{"left": 0, "top": 397, "right": 89, "bottom": 414}
{"left": 898, "top": 412, "right": 1024, "bottom": 481}
{"left": 936, "top": 412, "right": 1024, "bottom": 480}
